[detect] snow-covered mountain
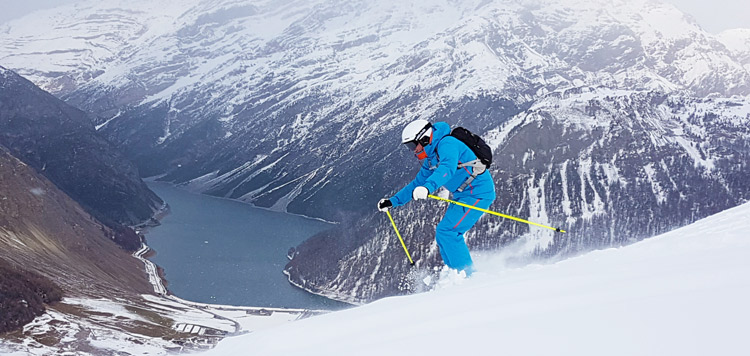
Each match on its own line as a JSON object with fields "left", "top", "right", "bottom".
{"left": 206, "top": 201, "right": 750, "bottom": 356}
{"left": 718, "top": 28, "right": 750, "bottom": 72}
{"left": 2, "top": 0, "right": 750, "bottom": 302}
{"left": 3, "top": 0, "right": 748, "bottom": 98}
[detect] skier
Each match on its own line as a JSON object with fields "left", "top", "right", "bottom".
{"left": 378, "top": 120, "right": 496, "bottom": 276}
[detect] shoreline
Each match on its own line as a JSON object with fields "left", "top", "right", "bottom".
{"left": 132, "top": 242, "right": 330, "bottom": 313}
{"left": 145, "top": 180, "right": 339, "bottom": 225}
{"left": 283, "top": 270, "right": 365, "bottom": 306}
{"left": 132, "top": 243, "right": 168, "bottom": 296}
{"left": 131, "top": 241, "right": 329, "bottom": 347}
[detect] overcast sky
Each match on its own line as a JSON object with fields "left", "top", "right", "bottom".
{"left": 0, "top": 0, "right": 748, "bottom": 33}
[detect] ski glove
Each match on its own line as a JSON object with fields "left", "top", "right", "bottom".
{"left": 412, "top": 186, "right": 429, "bottom": 200}
{"left": 378, "top": 199, "right": 393, "bottom": 212}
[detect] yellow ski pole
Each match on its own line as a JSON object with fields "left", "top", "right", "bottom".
{"left": 385, "top": 209, "right": 415, "bottom": 266}
{"left": 428, "top": 195, "right": 567, "bottom": 233}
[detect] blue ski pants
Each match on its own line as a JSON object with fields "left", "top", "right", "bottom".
{"left": 435, "top": 196, "right": 494, "bottom": 274}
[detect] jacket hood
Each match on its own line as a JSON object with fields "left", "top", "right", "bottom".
{"left": 424, "top": 121, "right": 450, "bottom": 157}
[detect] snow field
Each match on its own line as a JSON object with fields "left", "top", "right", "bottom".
{"left": 204, "top": 201, "right": 750, "bottom": 356}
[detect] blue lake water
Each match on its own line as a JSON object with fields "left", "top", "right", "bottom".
{"left": 144, "top": 182, "right": 349, "bottom": 310}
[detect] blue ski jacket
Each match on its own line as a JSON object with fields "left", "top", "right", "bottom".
{"left": 390, "top": 122, "right": 496, "bottom": 206}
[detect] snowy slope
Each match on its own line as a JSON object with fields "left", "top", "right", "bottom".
{"left": 205, "top": 201, "right": 750, "bottom": 356}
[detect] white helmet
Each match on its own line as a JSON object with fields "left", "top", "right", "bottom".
{"left": 401, "top": 119, "right": 433, "bottom": 150}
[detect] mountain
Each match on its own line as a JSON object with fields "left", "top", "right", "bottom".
{"left": 206, "top": 201, "right": 750, "bottom": 356}
{"left": 0, "top": 146, "right": 152, "bottom": 330}
{"left": 0, "top": 66, "right": 163, "bottom": 248}
{"left": 1, "top": 0, "right": 749, "bottom": 302}
{"left": 1, "top": 0, "right": 748, "bottom": 219}
{"left": 0, "top": 146, "right": 152, "bottom": 292}
{"left": 0, "top": 147, "right": 249, "bottom": 353}
{"left": 718, "top": 28, "right": 750, "bottom": 71}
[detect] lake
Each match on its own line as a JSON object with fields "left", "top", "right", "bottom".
{"left": 144, "top": 182, "right": 349, "bottom": 310}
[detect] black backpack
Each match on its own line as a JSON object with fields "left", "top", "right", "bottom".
{"left": 449, "top": 126, "right": 492, "bottom": 169}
